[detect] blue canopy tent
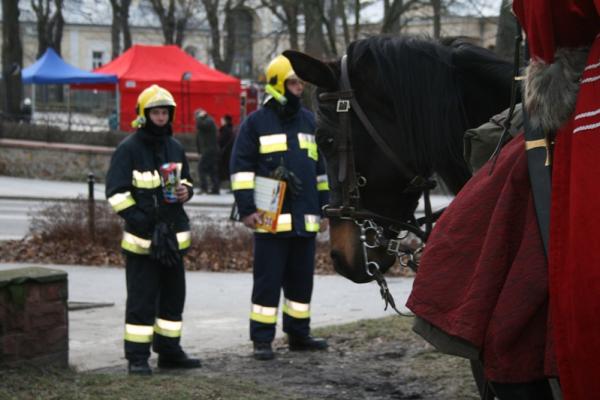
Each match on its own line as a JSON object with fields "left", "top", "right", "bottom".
{"left": 22, "top": 48, "right": 118, "bottom": 129}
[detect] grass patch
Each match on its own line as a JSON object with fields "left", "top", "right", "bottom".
{"left": 0, "top": 366, "right": 301, "bottom": 400}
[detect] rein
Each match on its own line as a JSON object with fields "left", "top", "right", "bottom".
{"left": 318, "top": 54, "right": 444, "bottom": 316}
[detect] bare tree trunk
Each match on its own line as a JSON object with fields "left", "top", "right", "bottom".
{"left": 382, "top": 0, "right": 398, "bottom": 33}
{"left": 109, "top": 0, "right": 122, "bottom": 59}
{"left": 283, "top": 2, "right": 299, "bottom": 50}
{"left": 353, "top": 0, "right": 360, "bottom": 40}
{"left": 109, "top": 0, "right": 133, "bottom": 58}
{"left": 51, "top": 0, "right": 64, "bottom": 55}
{"left": 2, "top": 0, "right": 23, "bottom": 117}
{"left": 337, "top": 0, "right": 350, "bottom": 47}
{"left": 121, "top": 0, "right": 133, "bottom": 51}
{"left": 149, "top": 0, "right": 175, "bottom": 44}
{"left": 431, "top": 0, "right": 441, "bottom": 39}
{"left": 320, "top": 0, "right": 338, "bottom": 57}
{"left": 303, "top": 0, "right": 328, "bottom": 58}
{"left": 495, "top": 0, "right": 517, "bottom": 61}
{"left": 202, "top": 0, "right": 236, "bottom": 73}
{"left": 31, "top": 0, "right": 65, "bottom": 57}
{"left": 381, "top": 0, "right": 420, "bottom": 34}
{"left": 260, "top": 0, "right": 300, "bottom": 50}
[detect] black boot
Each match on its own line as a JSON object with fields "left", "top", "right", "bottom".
{"left": 157, "top": 351, "right": 202, "bottom": 369}
{"left": 253, "top": 342, "right": 275, "bottom": 360}
{"left": 288, "top": 335, "right": 329, "bottom": 351}
{"left": 128, "top": 359, "right": 152, "bottom": 376}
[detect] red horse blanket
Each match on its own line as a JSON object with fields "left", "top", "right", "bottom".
{"left": 406, "top": 135, "right": 555, "bottom": 382}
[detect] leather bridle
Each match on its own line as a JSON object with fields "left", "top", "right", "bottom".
{"left": 317, "top": 55, "right": 444, "bottom": 314}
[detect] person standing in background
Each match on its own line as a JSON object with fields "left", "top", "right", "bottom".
{"left": 195, "top": 109, "right": 220, "bottom": 194}
{"left": 218, "top": 114, "right": 235, "bottom": 183}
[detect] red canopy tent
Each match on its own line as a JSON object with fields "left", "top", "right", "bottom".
{"left": 94, "top": 45, "right": 241, "bottom": 133}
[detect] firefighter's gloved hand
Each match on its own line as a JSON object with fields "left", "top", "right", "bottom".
{"left": 150, "top": 222, "right": 181, "bottom": 268}
{"left": 271, "top": 165, "right": 303, "bottom": 198}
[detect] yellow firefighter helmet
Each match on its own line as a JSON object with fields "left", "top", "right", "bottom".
{"left": 264, "top": 55, "right": 296, "bottom": 104}
{"left": 131, "top": 84, "right": 177, "bottom": 128}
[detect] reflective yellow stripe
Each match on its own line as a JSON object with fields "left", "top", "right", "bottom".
{"left": 316, "top": 174, "right": 329, "bottom": 191}
{"left": 259, "top": 134, "right": 287, "bottom": 153}
{"left": 231, "top": 172, "right": 256, "bottom": 190}
{"left": 154, "top": 318, "right": 182, "bottom": 338}
{"left": 108, "top": 191, "right": 136, "bottom": 212}
{"left": 250, "top": 304, "right": 278, "bottom": 324}
{"left": 125, "top": 324, "right": 153, "bottom": 343}
{"left": 282, "top": 299, "right": 311, "bottom": 319}
{"left": 304, "top": 214, "right": 320, "bottom": 232}
{"left": 180, "top": 179, "right": 193, "bottom": 187}
{"left": 132, "top": 170, "right": 161, "bottom": 189}
{"left": 255, "top": 213, "right": 292, "bottom": 233}
{"left": 176, "top": 231, "right": 191, "bottom": 250}
{"left": 121, "top": 232, "right": 151, "bottom": 255}
{"left": 298, "top": 133, "right": 318, "bottom": 161}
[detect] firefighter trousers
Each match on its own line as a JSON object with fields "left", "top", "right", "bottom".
{"left": 250, "top": 235, "right": 315, "bottom": 343}
{"left": 124, "top": 254, "right": 186, "bottom": 362}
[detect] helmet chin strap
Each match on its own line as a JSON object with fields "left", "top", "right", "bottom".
{"left": 265, "top": 84, "right": 288, "bottom": 105}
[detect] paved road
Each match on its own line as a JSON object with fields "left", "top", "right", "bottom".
{"left": 0, "top": 262, "right": 415, "bottom": 371}
{"left": 0, "top": 199, "right": 41, "bottom": 240}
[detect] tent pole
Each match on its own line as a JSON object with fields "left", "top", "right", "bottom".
{"left": 31, "top": 85, "right": 36, "bottom": 123}
{"left": 115, "top": 83, "right": 120, "bottom": 130}
{"left": 67, "top": 85, "right": 72, "bottom": 131}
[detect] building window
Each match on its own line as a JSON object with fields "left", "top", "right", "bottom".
{"left": 92, "top": 51, "right": 104, "bottom": 69}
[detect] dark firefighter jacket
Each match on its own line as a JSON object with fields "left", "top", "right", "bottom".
{"left": 230, "top": 103, "right": 329, "bottom": 237}
{"left": 106, "top": 128, "right": 194, "bottom": 255}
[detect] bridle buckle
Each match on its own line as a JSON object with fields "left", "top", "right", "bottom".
{"left": 336, "top": 99, "right": 351, "bottom": 113}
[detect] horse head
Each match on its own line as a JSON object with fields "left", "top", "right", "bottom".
{"left": 286, "top": 36, "right": 513, "bottom": 283}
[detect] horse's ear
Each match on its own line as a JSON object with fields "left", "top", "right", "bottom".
{"left": 283, "top": 50, "right": 337, "bottom": 90}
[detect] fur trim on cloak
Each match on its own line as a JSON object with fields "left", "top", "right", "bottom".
{"left": 523, "top": 48, "right": 589, "bottom": 134}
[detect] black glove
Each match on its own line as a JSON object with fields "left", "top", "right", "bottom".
{"left": 150, "top": 222, "right": 181, "bottom": 268}
{"left": 271, "top": 162, "right": 303, "bottom": 198}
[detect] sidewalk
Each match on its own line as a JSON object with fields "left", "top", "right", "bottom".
{"left": 0, "top": 262, "right": 414, "bottom": 371}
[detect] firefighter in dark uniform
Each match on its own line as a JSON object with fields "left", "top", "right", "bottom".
{"left": 230, "top": 55, "right": 330, "bottom": 360}
{"left": 106, "top": 84, "right": 201, "bottom": 375}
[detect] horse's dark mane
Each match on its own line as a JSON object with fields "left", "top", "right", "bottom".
{"left": 341, "top": 35, "right": 513, "bottom": 186}
{"left": 442, "top": 37, "right": 515, "bottom": 91}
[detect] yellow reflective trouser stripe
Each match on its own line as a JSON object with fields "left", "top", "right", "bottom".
{"left": 154, "top": 318, "right": 182, "bottom": 338}
{"left": 316, "top": 174, "right": 329, "bottom": 191}
{"left": 250, "top": 304, "right": 278, "bottom": 324}
{"left": 177, "top": 231, "right": 191, "bottom": 250}
{"left": 121, "top": 232, "right": 151, "bottom": 255}
{"left": 132, "top": 170, "right": 161, "bottom": 189}
{"left": 305, "top": 214, "right": 320, "bottom": 232}
{"left": 282, "top": 299, "right": 310, "bottom": 319}
{"left": 231, "top": 172, "right": 256, "bottom": 190}
{"left": 125, "top": 324, "right": 153, "bottom": 343}
{"left": 259, "top": 134, "right": 287, "bottom": 154}
{"left": 108, "top": 191, "right": 136, "bottom": 212}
